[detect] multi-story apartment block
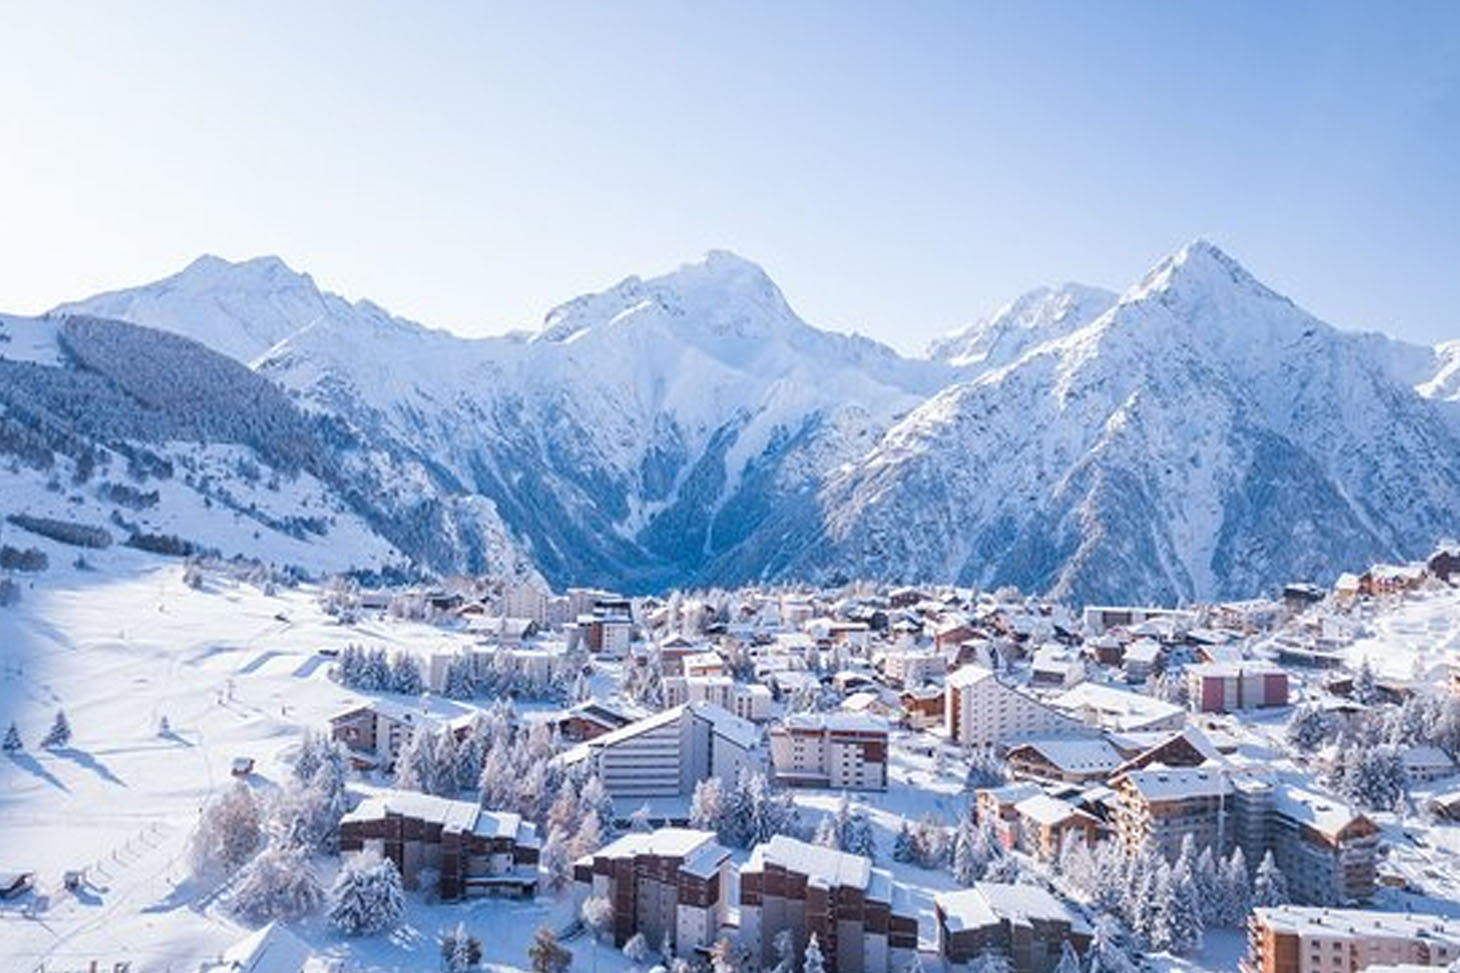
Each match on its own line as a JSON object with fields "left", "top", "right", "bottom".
{"left": 339, "top": 791, "right": 539, "bottom": 900}
{"left": 739, "top": 835, "right": 918, "bottom": 973}
{"left": 1244, "top": 906, "right": 1460, "bottom": 973}
{"left": 769, "top": 713, "right": 889, "bottom": 791}
{"left": 1112, "top": 767, "right": 1380, "bottom": 904}
{"left": 1187, "top": 661, "right": 1289, "bottom": 713}
{"left": 936, "top": 882, "right": 1093, "bottom": 973}
{"left": 573, "top": 828, "right": 732, "bottom": 958}
{"left": 554, "top": 702, "right": 762, "bottom": 804}
{"left": 945, "top": 665, "right": 1086, "bottom": 748}
{"left": 501, "top": 581, "right": 551, "bottom": 627}
{"left": 663, "top": 675, "right": 773, "bottom": 722}
{"left": 877, "top": 647, "right": 947, "bottom": 688}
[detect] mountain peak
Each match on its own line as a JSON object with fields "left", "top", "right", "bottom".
{"left": 1131, "top": 238, "right": 1278, "bottom": 307}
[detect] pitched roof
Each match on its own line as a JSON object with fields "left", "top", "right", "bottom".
{"left": 937, "top": 882, "right": 1088, "bottom": 935}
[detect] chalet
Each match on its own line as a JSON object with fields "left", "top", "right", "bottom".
{"left": 740, "top": 835, "right": 918, "bottom": 973}
{"left": 1401, "top": 745, "right": 1458, "bottom": 784}
{"left": 935, "top": 883, "right": 1092, "bottom": 973}
{"left": 1029, "top": 644, "right": 1083, "bottom": 688}
{"left": 573, "top": 828, "right": 732, "bottom": 958}
{"left": 1360, "top": 564, "right": 1427, "bottom": 597}
{"left": 899, "top": 685, "right": 944, "bottom": 729}
{"left": 974, "top": 782, "right": 1044, "bottom": 851}
{"left": 1004, "top": 737, "right": 1125, "bottom": 784}
{"left": 557, "top": 700, "right": 644, "bottom": 742}
{"left": 329, "top": 699, "right": 457, "bottom": 771}
{"left": 339, "top": 791, "right": 539, "bottom": 900}
{"left": 1012, "top": 794, "right": 1102, "bottom": 862}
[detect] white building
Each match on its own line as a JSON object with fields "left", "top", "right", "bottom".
{"left": 769, "top": 712, "right": 889, "bottom": 791}
{"left": 1048, "top": 682, "right": 1187, "bottom": 734}
{"left": 945, "top": 665, "right": 1086, "bottom": 748}
{"left": 663, "top": 675, "right": 773, "bottom": 722}
{"left": 502, "top": 581, "right": 551, "bottom": 627}
{"left": 553, "top": 702, "right": 762, "bottom": 804}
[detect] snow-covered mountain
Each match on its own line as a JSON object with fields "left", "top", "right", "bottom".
{"left": 21, "top": 241, "right": 1460, "bottom": 602}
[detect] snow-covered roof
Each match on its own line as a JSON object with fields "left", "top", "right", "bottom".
{"left": 1049, "top": 682, "right": 1185, "bottom": 731}
{"left": 947, "top": 664, "right": 995, "bottom": 688}
{"left": 1271, "top": 784, "right": 1369, "bottom": 839}
{"left": 976, "top": 781, "right": 1043, "bottom": 806}
{"left": 1252, "top": 906, "right": 1460, "bottom": 946}
{"left": 341, "top": 791, "right": 536, "bottom": 846}
{"left": 1008, "top": 736, "right": 1123, "bottom": 774}
{"left": 211, "top": 921, "right": 315, "bottom": 973}
{"left": 586, "top": 827, "right": 723, "bottom": 866}
{"left": 1014, "top": 793, "right": 1090, "bottom": 827}
{"left": 937, "top": 882, "right": 1088, "bottom": 935}
{"left": 779, "top": 712, "right": 889, "bottom": 734}
{"left": 744, "top": 835, "right": 875, "bottom": 895}
{"left": 1115, "top": 765, "right": 1231, "bottom": 802}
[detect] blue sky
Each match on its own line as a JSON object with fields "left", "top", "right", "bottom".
{"left": 1, "top": 1, "right": 1457, "bottom": 353}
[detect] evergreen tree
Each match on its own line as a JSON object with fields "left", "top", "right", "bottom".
{"left": 624, "top": 933, "right": 650, "bottom": 967}
{"left": 231, "top": 841, "right": 324, "bottom": 922}
{"left": 689, "top": 777, "right": 726, "bottom": 837}
{"left": 328, "top": 854, "right": 405, "bottom": 935}
{"left": 1223, "top": 847, "right": 1252, "bottom": 926}
{"left": 2, "top": 721, "right": 21, "bottom": 753}
{"left": 396, "top": 727, "right": 441, "bottom": 794}
{"left": 1355, "top": 658, "right": 1378, "bottom": 705}
{"left": 1252, "top": 850, "right": 1289, "bottom": 907}
{"left": 441, "top": 921, "right": 482, "bottom": 972}
{"left": 768, "top": 929, "right": 795, "bottom": 973}
{"left": 892, "top": 819, "right": 915, "bottom": 863}
{"left": 967, "top": 950, "right": 1012, "bottom": 973}
{"left": 528, "top": 926, "right": 572, "bottom": 973}
{"left": 1086, "top": 914, "right": 1133, "bottom": 973}
{"left": 1052, "top": 940, "right": 1081, "bottom": 973}
{"left": 802, "top": 933, "right": 826, "bottom": 973}
{"left": 1164, "top": 854, "right": 1205, "bottom": 955}
{"left": 951, "top": 815, "right": 982, "bottom": 886}
{"left": 41, "top": 708, "right": 71, "bottom": 748}
{"left": 540, "top": 826, "right": 574, "bottom": 891}
{"left": 188, "top": 779, "right": 263, "bottom": 877}
{"left": 390, "top": 651, "right": 424, "bottom": 695}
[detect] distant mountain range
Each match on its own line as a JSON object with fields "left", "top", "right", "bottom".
{"left": 2, "top": 240, "right": 1455, "bottom": 603}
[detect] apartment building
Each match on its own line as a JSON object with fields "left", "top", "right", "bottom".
{"left": 662, "top": 675, "right": 773, "bottom": 722}
{"left": 945, "top": 665, "right": 1086, "bottom": 748}
{"left": 1244, "top": 906, "right": 1460, "bottom": 973}
{"left": 936, "top": 882, "right": 1093, "bottom": 973}
{"left": 1112, "top": 768, "right": 1380, "bottom": 904}
{"left": 553, "top": 702, "right": 762, "bottom": 804}
{"left": 769, "top": 713, "right": 889, "bottom": 791}
{"left": 877, "top": 647, "right": 947, "bottom": 688}
{"left": 329, "top": 699, "right": 460, "bottom": 772}
{"left": 339, "top": 791, "right": 539, "bottom": 900}
{"left": 573, "top": 828, "right": 732, "bottom": 958}
{"left": 1187, "top": 661, "right": 1290, "bottom": 713}
{"left": 739, "top": 835, "right": 918, "bottom": 973}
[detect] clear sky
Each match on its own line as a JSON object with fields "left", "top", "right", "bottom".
{"left": 2, "top": 1, "right": 1457, "bottom": 354}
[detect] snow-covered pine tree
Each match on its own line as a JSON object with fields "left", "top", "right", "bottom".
{"left": 389, "top": 651, "right": 424, "bottom": 695}
{"left": 813, "top": 815, "right": 839, "bottom": 849}
{"left": 1252, "top": 850, "right": 1289, "bottom": 907}
{"left": 951, "top": 815, "right": 981, "bottom": 886}
{"left": 1355, "top": 658, "right": 1378, "bottom": 705}
{"left": 689, "top": 777, "right": 726, "bottom": 836}
{"left": 624, "top": 932, "right": 650, "bottom": 967}
{"left": 41, "top": 708, "right": 71, "bottom": 748}
{"left": 1052, "top": 940, "right": 1081, "bottom": 973}
{"left": 528, "top": 926, "right": 572, "bottom": 973}
{"left": 328, "top": 853, "right": 405, "bottom": 935}
{"left": 893, "top": 819, "right": 915, "bottom": 863}
{"left": 844, "top": 805, "right": 876, "bottom": 860}
{"left": 188, "top": 779, "right": 263, "bottom": 877}
{"left": 802, "top": 933, "right": 827, "bottom": 973}
{"left": 573, "top": 808, "right": 604, "bottom": 860}
{"left": 540, "top": 826, "right": 574, "bottom": 891}
{"left": 1165, "top": 854, "right": 1205, "bottom": 955}
{"left": 769, "top": 929, "right": 795, "bottom": 973}
{"left": 3, "top": 721, "right": 21, "bottom": 752}
{"left": 966, "top": 949, "right": 1012, "bottom": 973}
{"left": 1222, "top": 846, "right": 1251, "bottom": 926}
{"left": 432, "top": 729, "right": 461, "bottom": 797}
{"left": 231, "top": 841, "right": 324, "bottom": 922}
{"left": 396, "top": 727, "right": 440, "bottom": 794}
{"left": 441, "top": 921, "right": 482, "bottom": 972}
{"left": 1086, "top": 914, "right": 1133, "bottom": 973}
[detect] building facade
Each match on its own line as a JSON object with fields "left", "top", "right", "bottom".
{"left": 769, "top": 713, "right": 889, "bottom": 791}
{"left": 936, "top": 882, "right": 1093, "bottom": 973}
{"left": 1244, "top": 906, "right": 1460, "bottom": 973}
{"left": 739, "top": 835, "right": 918, "bottom": 973}
{"left": 945, "top": 665, "right": 1085, "bottom": 748}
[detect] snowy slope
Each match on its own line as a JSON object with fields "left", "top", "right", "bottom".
{"left": 927, "top": 282, "right": 1117, "bottom": 370}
